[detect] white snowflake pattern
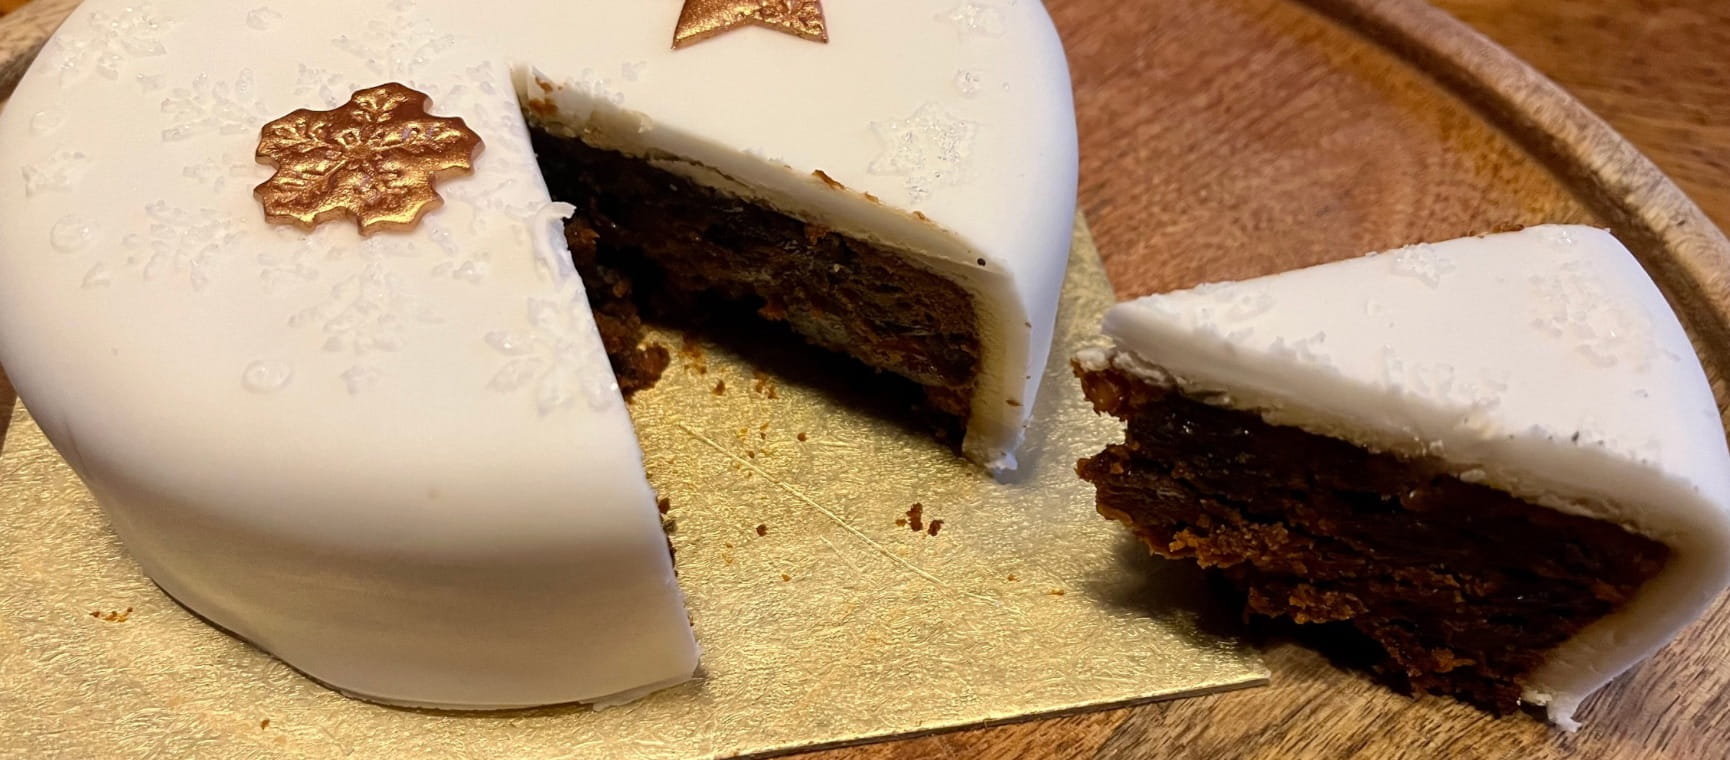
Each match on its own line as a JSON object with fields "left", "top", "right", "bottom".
{"left": 424, "top": 218, "right": 493, "bottom": 283}
{"left": 291, "top": 63, "right": 355, "bottom": 108}
{"left": 21, "top": 150, "right": 90, "bottom": 197}
{"left": 120, "top": 202, "right": 241, "bottom": 290}
{"left": 242, "top": 360, "right": 295, "bottom": 394}
{"left": 868, "top": 102, "right": 979, "bottom": 202}
{"left": 50, "top": 216, "right": 102, "bottom": 254}
{"left": 1388, "top": 243, "right": 1458, "bottom": 288}
{"left": 29, "top": 110, "right": 66, "bottom": 137}
{"left": 41, "top": 4, "right": 173, "bottom": 84}
{"left": 954, "top": 70, "right": 986, "bottom": 98}
{"left": 485, "top": 291, "right": 617, "bottom": 416}
{"left": 936, "top": 1, "right": 1006, "bottom": 38}
{"left": 257, "top": 227, "right": 342, "bottom": 294}
{"left": 161, "top": 70, "right": 272, "bottom": 142}
{"left": 341, "top": 365, "right": 385, "bottom": 395}
{"left": 425, "top": 64, "right": 554, "bottom": 223}
{"left": 1380, "top": 347, "right": 1510, "bottom": 434}
{"left": 288, "top": 242, "right": 439, "bottom": 355}
{"left": 1189, "top": 281, "right": 1276, "bottom": 324}
{"left": 332, "top": 0, "right": 456, "bottom": 82}
{"left": 246, "top": 6, "right": 284, "bottom": 32}
{"left": 183, "top": 144, "right": 266, "bottom": 192}
{"left": 1528, "top": 257, "right": 1660, "bottom": 370}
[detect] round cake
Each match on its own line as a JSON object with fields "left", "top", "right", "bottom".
{"left": 0, "top": 0, "right": 1079, "bottom": 708}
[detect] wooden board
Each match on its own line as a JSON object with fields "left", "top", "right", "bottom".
{"left": 4, "top": 0, "right": 1730, "bottom": 757}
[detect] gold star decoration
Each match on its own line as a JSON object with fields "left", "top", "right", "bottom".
{"left": 673, "top": 0, "right": 827, "bottom": 49}
{"left": 254, "top": 83, "right": 483, "bottom": 236}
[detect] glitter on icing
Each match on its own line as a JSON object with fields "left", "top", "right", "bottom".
{"left": 937, "top": 1, "right": 1006, "bottom": 39}
{"left": 21, "top": 151, "right": 91, "bottom": 197}
{"left": 1388, "top": 243, "right": 1457, "bottom": 288}
{"left": 81, "top": 263, "right": 113, "bottom": 289}
{"left": 242, "top": 360, "right": 295, "bottom": 393}
{"left": 246, "top": 7, "right": 284, "bottom": 31}
{"left": 1528, "top": 257, "right": 1658, "bottom": 370}
{"left": 49, "top": 216, "right": 100, "bottom": 254}
{"left": 293, "top": 64, "right": 356, "bottom": 109}
{"left": 341, "top": 365, "right": 385, "bottom": 395}
{"left": 486, "top": 292, "right": 619, "bottom": 417}
{"left": 182, "top": 148, "right": 265, "bottom": 193}
{"left": 42, "top": 4, "right": 173, "bottom": 83}
{"left": 332, "top": 0, "right": 456, "bottom": 81}
{"left": 868, "top": 102, "right": 979, "bottom": 202}
{"left": 954, "top": 70, "right": 984, "bottom": 98}
{"left": 120, "top": 203, "right": 242, "bottom": 291}
{"left": 160, "top": 70, "right": 271, "bottom": 143}
{"left": 289, "top": 258, "right": 440, "bottom": 355}
{"left": 29, "top": 110, "right": 66, "bottom": 137}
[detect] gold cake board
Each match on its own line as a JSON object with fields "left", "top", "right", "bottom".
{"left": 0, "top": 219, "right": 1266, "bottom": 759}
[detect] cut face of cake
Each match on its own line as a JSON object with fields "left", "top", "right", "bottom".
{"left": 0, "top": 1, "right": 1077, "bottom": 708}
{"left": 1074, "top": 226, "right": 1730, "bottom": 728}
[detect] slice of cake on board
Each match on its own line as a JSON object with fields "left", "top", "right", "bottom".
{"left": 1074, "top": 225, "right": 1730, "bottom": 728}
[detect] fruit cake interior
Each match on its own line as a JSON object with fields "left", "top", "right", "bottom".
{"left": 1075, "top": 362, "right": 1671, "bottom": 713}
{"left": 531, "top": 128, "right": 982, "bottom": 429}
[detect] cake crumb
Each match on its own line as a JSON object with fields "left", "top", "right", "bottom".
{"left": 812, "top": 169, "right": 845, "bottom": 191}
{"left": 657, "top": 497, "right": 672, "bottom": 514}
{"left": 906, "top": 503, "right": 925, "bottom": 532}
{"left": 259, "top": 719, "right": 271, "bottom": 730}
{"left": 797, "top": 432, "right": 808, "bottom": 442}
{"left": 755, "top": 524, "right": 768, "bottom": 537}
{"left": 781, "top": 574, "right": 792, "bottom": 582}
{"left": 895, "top": 518, "right": 908, "bottom": 527}
{"left": 751, "top": 371, "right": 780, "bottom": 399}
{"left": 679, "top": 333, "right": 708, "bottom": 374}
{"left": 713, "top": 379, "right": 726, "bottom": 395}
{"left": 1046, "top": 589, "right": 1066, "bottom": 597}
{"left": 927, "top": 520, "right": 944, "bottom": 536}
{"left": 1007, "top": 574, "right": 1019, "bottom": 582}
{"left": 91, "top": 607, "right": 133, "bottom": 623}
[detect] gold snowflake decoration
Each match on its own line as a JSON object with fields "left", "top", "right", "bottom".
{"left": 254, "top": 83, "right": 482, "bottom": 236}
{"left": 673, "top": 0, "right": 827, "bottom": 49}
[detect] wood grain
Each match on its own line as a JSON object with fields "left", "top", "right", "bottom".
{"left": 803, "top": 1, "right": 1730, "bottom": 759}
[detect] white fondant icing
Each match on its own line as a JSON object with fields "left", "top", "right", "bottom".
{"left": 1086, "top": 225, "right": 1730, "bottom": 728}
{"left": 0, "top": 0, "right": 1077, "bottom": 707}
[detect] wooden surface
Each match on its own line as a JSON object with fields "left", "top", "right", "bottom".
{"left": 800, "top": 1, "right": 1730, "bottom": 759}
{"left": 0, "top": 0, "right": 1727, "bottom": 758}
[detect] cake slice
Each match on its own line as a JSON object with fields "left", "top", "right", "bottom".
{"left": 1074, "top": 225, "right": 1730, "bottom": 727}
